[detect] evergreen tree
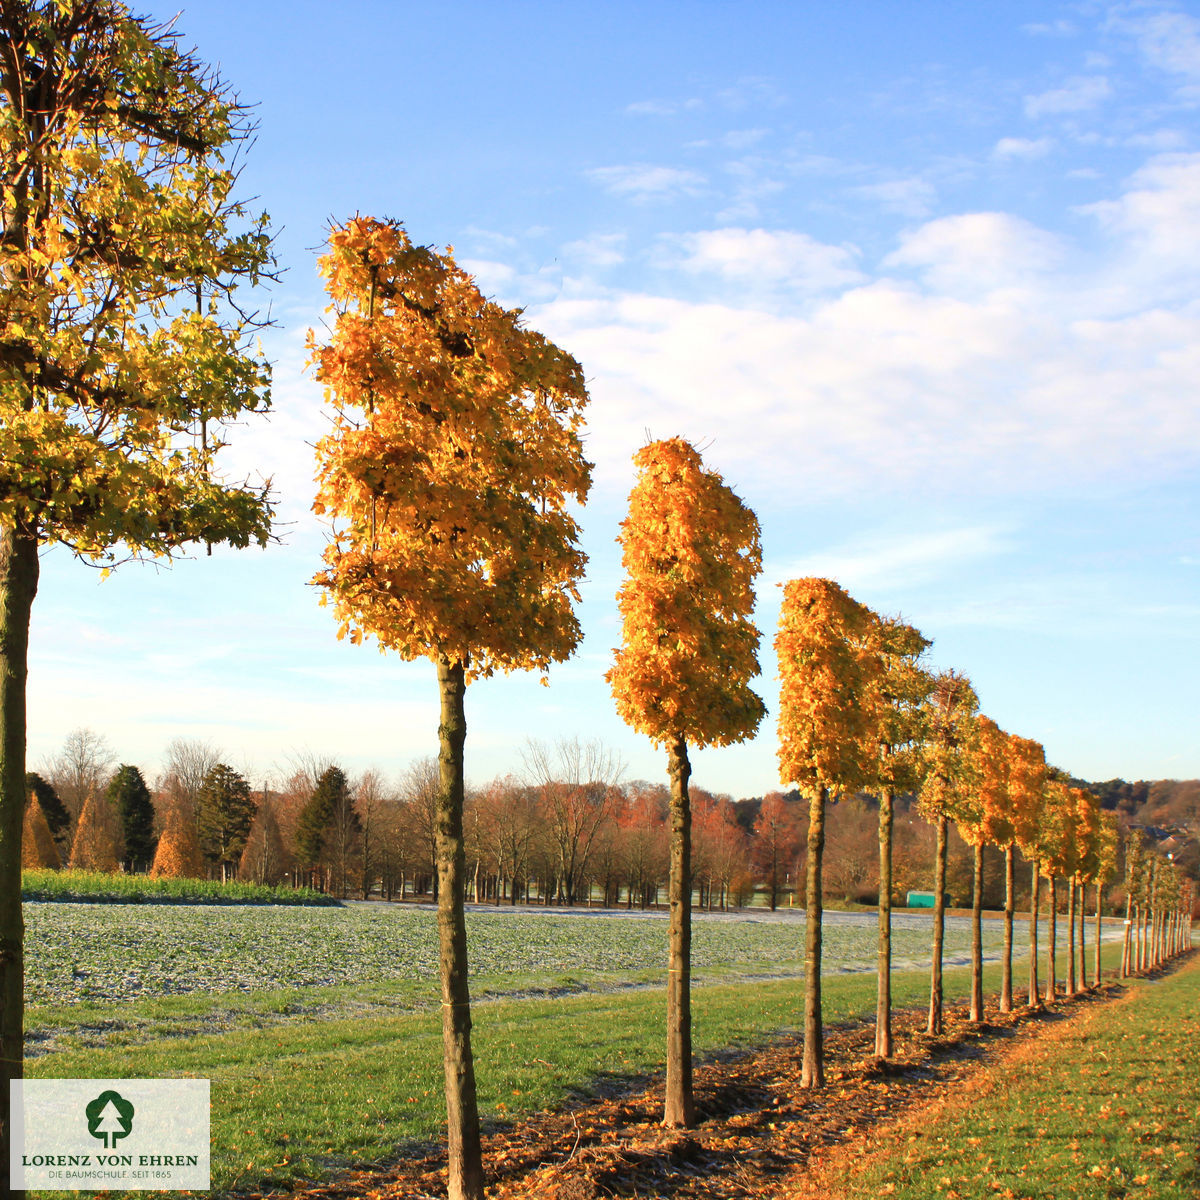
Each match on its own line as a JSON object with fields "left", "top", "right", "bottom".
{"left": 196, "top": 765, "right": 257, "bottom": 880}
{"left": 25, "top": 772, "right": 70, "bottom": 852}
{"left": 106, "top": 765, "right": 156, "bottom": 872}
{"left": 150, "top": 802, "right": 204, "bottom": 879}
{"left": 295, "top": 766, "right": 349, "bottom": 885}
{"left": 21, "top": 798, "right": 59, "bottom": 870}
{"left": 68, "top": 791, "right": 121, "bottom": 872}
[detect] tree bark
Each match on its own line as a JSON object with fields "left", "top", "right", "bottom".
{"left": 927, "top": 814, "right": 948, "bottom": 1035}
{"left": 999, "top": 844, "right": 1015, "bottom": 1013}
{"left": 1094, "top": 883, "right": 1103, "bottom": 985}
{"left": 875, "top": 787, "right": 893, "bottom": 1059}
{"left": 802, "top": 786, "right": 827, "bottom": 1087}
{"left": 0, "top": 522, "right": 37, "bottom": 1199}
{"left": 663, "top": 734, "right": 694, "bottom": 1128}
{"left": 1044, "top": 876, "right": 1058, "bottom": 1005}
{"left": 435, "top": 655, "right": 483, "bottom": 1200}
{"left": 1028, "top": 863, "right": 1040, "bottom": 1008}
{"left": 1121, "top": 890, "right": 1133, "bottom": 978}
{"left": 969, "top": 840, "right": 984, "bottom": 1022}
{"left": 1066, "top": 876, "right": 1077, "bottom": 996}
{"left": 1078, "top": 877, "right": 1088, "bottom": 990}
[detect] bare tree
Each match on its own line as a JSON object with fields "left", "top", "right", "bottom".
{"left": 357, "top": 769, "right": 394, "bottom": 900}
{"left": 399, "top": 757, "right": 441, "bottom": 899}
{"left": 159, "top": 737, "right": 221, "bottom": 820}
{"left": 47, "top": 727, "right": 114, "bottom": 821}
{"left": 522, "top": 737, "right": 624, "bottom": 905}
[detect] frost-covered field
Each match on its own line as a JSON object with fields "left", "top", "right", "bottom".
{"left": 25, "top": 901, "right": 1064, "bottom": 1005}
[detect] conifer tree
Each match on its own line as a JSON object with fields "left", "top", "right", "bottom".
{"left": 25, "top": 772, "right": 69, "bottom": 852}
{"left": 67, "top": 790, "right": 120, "bottom": 872}
{"left": 196, "top": 763, "right": 256, "bottom": 880}
{"left": 149, "top": 802, "right": 204, "bottom": 880}
{"left": 607, "top": 437, "right": 764, "bottom": 1126}
{"left": 310, "top": 217, "right": 590, "bottom": 1199}
{"left": 21, "top": 796, "right": 58, "bottom": 869}
{"left": 776, "top": 578, "right": 881, "bottom": 1087}
{"left": 106, "top": 765, "right": 156, "bottom": 872}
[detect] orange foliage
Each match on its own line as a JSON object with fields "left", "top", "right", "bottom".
{"left": 1007, "top": 734, "right": 1047, "bottom": 857}
{"left": 969, "top": 715, "right": 1013, "bottom": 848}
{"left": 67, "top": 790, "right": 120, "bottom": 872}
{"left": 917, "top": 670, "right": 980, "bottom": 825}
{"left": 776, "top": 578, "right": 880, "bottom": 796}
{"left": 608, "top": 437, "right": 764, "bottom": 747}
{"left": 150, "top": 804, "right": 204, "bottom": 879}
{"left": 310, "top": 216, "right": 591, "bottom": 677}
{"left": 22, "top": 796, "right": 59, "bottom": 869}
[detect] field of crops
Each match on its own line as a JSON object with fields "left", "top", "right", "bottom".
{"left": 23, "top": 901, "right": 1060, "bottom": 1005}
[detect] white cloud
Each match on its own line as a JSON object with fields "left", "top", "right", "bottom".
{"left": 1024, "top": 75, "right": 1112, "bottom": 118}
{"left": 1022, "top": 20, "right": 1077, "bottom": 37}
{"left": 666, "top": 227, "right": 863, "bottom": 292}
{"left": 563, "top": 233, "right": 626, "bottom": 268}
{"left": 1113, "top": 7, "right": 1200, "bottom": 95}
{"left": 586, "top": 163, "right": 706, "bottom": 201}
{"left": 883, "top": 212, "right": 1064, "bottom": 294}
{"left": 625, "top": 97, "right": 703, "bottom": 116}
{"left": 992, "top": 136, "right": 1054, "bottom": 160}
{"left": 851, "top": 177, "right": 937, "bottom": 217}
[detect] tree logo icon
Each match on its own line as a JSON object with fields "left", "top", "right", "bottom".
{"left": 85, "top": 1089, "right": 135, "bottom": 1149}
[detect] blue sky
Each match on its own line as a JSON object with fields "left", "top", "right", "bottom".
{"left": 28, "top": 1, "right": 1200, "bottom": 796}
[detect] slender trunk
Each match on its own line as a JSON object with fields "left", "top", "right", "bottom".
{"left": 969, "top": 840, "right": 984, "bottom": 1022}
{"left": 434, "top": 655, "right": 483, "bottom": 1200}
{"left": 802, "top": 786, "right": 827, "bottom": 1087}
{"left": 0, "top": 522, "right": 37, "bottom": 1199}
{"left": 875, "top": 787, "right": 893, "bottom": 1058}
{"left": 999, "top": 844, "right": 1015, "bottom": 1013}
{"left": 1078, "top": 877, "right": 1088, "bottom": 990}
{"left": 928, "top": 814, "right": 948, "bottom": 1035}
{"left": 1044, "top": 876, "right": 1058, "bottom": 1005}
{"left": 663, "top": 734, "right": 694, "bottom": 1128}
{"left": 1121, "top": 890, "right": 1133, "bottom": 978}
{"left": 1066, "top": 876, "right": 1077, "bottom": 996}
{"left": 1094, "top": 883, "right": 1103, "bottom": 985}
{"left": 1028, "top": 864, "right": 1040, "bottom": 1007}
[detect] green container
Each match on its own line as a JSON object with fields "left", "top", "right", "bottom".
{"left": 906, "top": 891, "right": 936, "bottom": 908}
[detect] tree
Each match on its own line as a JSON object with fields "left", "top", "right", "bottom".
{"left": 607, "top": 437, "right": 764, "bottom": 1127}
{"left": 776, "top": 577, "right": 880, "bottom": 1088}
{"left": 106, "top": 764, "right": 156, "bottom": 872}
{"left": 1092, "top": 811, "right": 1119, "bottom": 984}
{"left": 752, "top": 792, "right": 801, "bottom": 911}
{"left": 67, "top": 789, "right": 120, "bottom": 871}
{"left": 0, "top": 6, "right": 274, "bottom": 1178}
{"left": 1008, "top": 734, "right": 1047, "bottom": 1007}
{"left": 294, "top": 765, "right": 349, "bottom": 888}
{"left": 150, "top": 800, "right": 204, "bottom": 879}
{"left": 159, "top": 738, "right": 222, "bottom": 817}
{"left": 916, "top": 670, "right": 979, "bottom": 1035}
{"left": 24, "top": 772, "right": 69, "bottom": 853}
{"left": 865, "top": 616, "right": 931, "bottom": 1058}
{"left": 21, "top": 796, "right": 58, "bottom": 869}
{"left": 47, "top": 727, "right": 113, "bottom": 823}
{"left": 239, "top": 795, "right": 287, "bottom": 886}
{"left": 310, "top": 215, "right": 590, "bottom": 1200}
{"left": 196, "top": 764, "right": 257, "bottom": 881}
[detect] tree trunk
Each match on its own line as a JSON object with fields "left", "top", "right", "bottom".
{"left": 1078, "top": 877, "right": 1088, "bottom": 990}
{"left": 1044, "top": 876, "right": 1058, "bottom": 1005}
{"left": 663, "top": 734, "right": 694, "bottom": 1128}
{"left": 0, "top": 522, "right": 37, "bottom": 1199}
{"left": 434, "top": 655, "right": 483, "bottom": 1200}
{"left": 999, "top": 844, "right": 1015, "bottom": 1013}
{"left": 1121, "top": 891, "right": 1133, "bottom": 978}
{"left": 1094, "top": 883, "right": 1103, "bottom": 985}
{"left": 875, "top": 787, "right": 893, "bottom": 1059}
{"left": 802, "top": 786, "right": 827, "bottom": 1087}
{"left": 969, "top": 840, "right": 984, "bottom": 1022}
{"left": 1028, "top": 863, "right": 1040, "bottom": 1008}
{"left": 927, "top": 814, "right": 948, "bottom": 1035}
{"left": 1066, "top": 876, "right": 1077, "bottom": 996}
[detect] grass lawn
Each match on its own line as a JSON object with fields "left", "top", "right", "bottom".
{"left": 816, "top": 951, "right": 1200, "bottom": 1200}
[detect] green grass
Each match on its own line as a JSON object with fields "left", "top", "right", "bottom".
{"left": 27, "top": 943, "right": 1132, "bottom": 1197}
{"left": 22, "top": 868, "right": 337, "bottom": 906}
{"left": 834, "top": 952, "right": 1200, "bottom": 1200}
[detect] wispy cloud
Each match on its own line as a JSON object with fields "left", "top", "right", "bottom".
{"left": 625, "top": 97, "right": 703, "bottom": 117}
{"left": 992, "top": 136, "right": 1054, "bottom": 161}
{"left": 586, "top": 163, "right": 706, "bottom": 201}
{"left": 1024, "top": 75, "right": 1111, "bottom": 118}
{"left": 665, "top": 227, "right": 863, "bottom": 292}
{"left": 850, "top": 177, "right": 937, "bottom": 217}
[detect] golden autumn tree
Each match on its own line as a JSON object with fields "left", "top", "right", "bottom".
{"left": 607, "top": 437, "right": 764, "bottom": 1127}
{"left": 310, "top": 215, "right": 590, "bottom": 1200}
{"left": 1008, "top": 734, "right": 1047, "bottom": 1007}
{"left": 1091, "top": 810, "right": 1119, "bottom": 984}
{"left": 67, "top": 789, "right": 120, "bottom": 872}
{"left": 21, "top": 796, "right": 58, "bottom": 870}
{"left": 776, "top": 578, "right": 881, "bottom": 1087}
{"left": 149, "top": 802, "right": 204, "bottom": 880}
{"left": 864, "top": 615, "right": 931, "bottom": 1059}
{"left": 1037, "top": 772, "right": 1076, "bottom": 1005}
{"left": 1068, "top": 785, "right": 1101, "bottom": 994}
{"left": 917, "top": 670, "right": 979, "bottom": 1035}
{"left": 0, "top": 5, "right": 274, "bottom": 1177}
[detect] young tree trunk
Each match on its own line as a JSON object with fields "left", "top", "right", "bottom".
{"left": 1121, "top": 891, "right": 1133, "bottom": 978}
{"left": 434, "top": 655, "right": 483, "bottom": 1200}
{"left": 663, "top": 734, "right": 695, "bottom": 1128}
{"left": 1094, "top": 883, "right": 1103, "bottom": 985}
{"left": 802, "top": 786, "right": 827, "bottom": 1087}
{"left": 875, "top": 787, "right": 894, "bottom": 1058}
{"left": 1044, "top": 876, "right": 1058, "bottom": 1005}
{"left": 969, "top": 840, "right": 984, "bottom": 1022}
{"left": 928, "top": 814, "right": 948, "bottom": 1035}
{"left": 0, "top": 522, "right": 37, "bottom": 1200}
{"left": 1028, "top": 863, "right": 1040, "bottom": 1008}
{"left": 1066, "top": 877, "right": 1077, "bottom": 996}
{"left": 1078, "top": 877, "right": 1088, "bottom": 990}
{"left": 999, "top": 844, "right": 1015, "bottom": 1013}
